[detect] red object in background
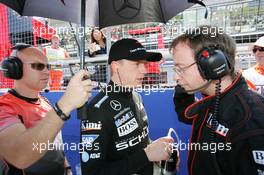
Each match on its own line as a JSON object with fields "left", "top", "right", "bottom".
{"left": 32, "top": 19, "right": 55, "bottom": 40}
{"left": 49, "top": 70, "right": 63, "bottom": 91}
{"left": 146, "top": 62, "right": 160, "bottom": 74}
{"left": 32, "top": 18, "right": 56, "bottom": 46}
{"left": 0, "top": 4, "right": 13, "bottom": 88}
{"left": 157, "top": 32, "right": 164, "bottom": 49}
{"left": 0, "top": 4, "right": 11, "bottom": 59}
{"left": 144, "top": 62, "right": 161, "bottom": 85}
{"left": 128, "top": 26, "right": 161, "bottom": 35}
{"left": 0, "top": 5, "right": 56, "bottom": 88}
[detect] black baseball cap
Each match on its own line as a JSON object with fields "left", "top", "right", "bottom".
{"left": 108, "top": 38, "right": 162, "bottom": 64}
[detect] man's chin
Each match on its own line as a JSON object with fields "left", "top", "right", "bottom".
{"left": 38, "top": 84, "right": 49, "bottom": 91}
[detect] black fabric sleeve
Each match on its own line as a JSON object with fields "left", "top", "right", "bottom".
{"left": 229, "top": 135, "right": 264, "bottom": 175}
{"left": 173, "top": 86, "right": 195, "bottom": 124}
{"left": 80, "top": 108, "right": 151, "bottom": 175}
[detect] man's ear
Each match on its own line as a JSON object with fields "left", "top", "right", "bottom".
{"left": 110, "top": 61, "right": 119, "bottom": 73}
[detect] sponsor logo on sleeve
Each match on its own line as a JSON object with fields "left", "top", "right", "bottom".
{"left": 110, "top": 100, "right": 122, "bottom": 111}
{"left": 115, "top": 111, "right": 134, "bottom": 127}
{"left": 113, "top": 107, "right": 131, "bottom": 120}
{"left": 115, "top": 126, "right": 149, "bottom": 151}
{"left": 253, "top": 151, "right": 264, "bottom": 165}
{"left": 117, "top": 118, "right": 138, "bottom": 137}
{"left": 81, "top": 121, "right": 102, "bottom": 131}
{"left": 82, "top": 135, "right": 99, "bottom": 146}
{"left": 81, "top": 151, "right": 101, "bottom": 163}
{"left": 81, "top": 134, "right": 100, "bottom": 151}
{"left": 82, "top": 151, "right": 90, "bottom": 162}
{"left": 206, "top": 113, "right": 229, "bottom": 137}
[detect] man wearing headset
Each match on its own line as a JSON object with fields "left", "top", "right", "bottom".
{"left": 171, "top": 26, "right": 264, "bottom": 175}
{"left": 0, "top": 43, "right": 94, "bottom": 175}
{"left": 80, "top": 38, "right": 174, "bottom": 175}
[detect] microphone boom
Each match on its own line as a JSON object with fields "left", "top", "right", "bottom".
{"left": 185, "top": 80, "right": 212, "bottom": 93}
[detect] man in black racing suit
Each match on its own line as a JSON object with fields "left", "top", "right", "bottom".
{"left": 171, "top": 25, "right": 264, "bottom": 175}
{"left": 81, "top": 38, "right": 174, "bottom": 175}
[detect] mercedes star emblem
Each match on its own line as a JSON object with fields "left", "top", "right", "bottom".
{"left": 113, "top": 0, "right": 141, "bottom": 19}
{"left": 110, "top": 100, "right": 122, "bottom": 111}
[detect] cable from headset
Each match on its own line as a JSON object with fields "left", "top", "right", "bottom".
{"left": 210, "top": 79, "right": 223, "bottom": 175}
{"left": 212, "top": 79, "right": 221, "bottom": 131}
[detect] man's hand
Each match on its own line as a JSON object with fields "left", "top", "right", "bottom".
{"left": 66, "top": 169, "right": 73, "bottom": 175}
{"left": 144, "top": 136, "right": 174, "bottom": 162}
{"left": 58, "top": 70, "right": 95, "bottom": 115}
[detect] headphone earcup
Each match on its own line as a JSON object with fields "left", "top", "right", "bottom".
{"left": 1, "top": 57, "right": 23, "bottom": 80}
{"left": 196, "top": 48, "right": 231, "bottom": 80}
{"left": 196, "top": 62, "right": 206, "bottom": 79}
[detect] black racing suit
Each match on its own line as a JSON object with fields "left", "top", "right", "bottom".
{"left": 173, "top": 74, "right": 264, "bottom": 175}
{"left": 80, "top": 81, "right": 152, "bottom": 175}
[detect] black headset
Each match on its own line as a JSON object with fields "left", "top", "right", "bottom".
{"left": 196, "top": 46, "right": 231, "bottom": 80}
{"left": 187, "top": 31, "right": 232, "bottom": 80}
{"left": 1, "top": 43, "right": 32, "bottom": 80}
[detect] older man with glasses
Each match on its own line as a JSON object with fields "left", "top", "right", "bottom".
{"left": 0, "top": 43, "right": 94, "bottom": 175}
{"left": 243, "top": 36, "right": 264, "bottom": 95}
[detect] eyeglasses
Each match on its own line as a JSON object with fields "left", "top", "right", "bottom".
{"left": 252, "top": 47, "right": 264, "bottom": 53}
{"left": 173, "top": 62, "right": 197, "bottom": 75}
{"left": 24, "top": 62, "right": 51, "bottom": 71}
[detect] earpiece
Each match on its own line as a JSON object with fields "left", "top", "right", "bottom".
{"left": 186, "top": 29, "right": 231, "bottom": 80}
{"left": 196, "top": 46, "right": 231, "bottom": 80}
{"left": 1, "top": 43, "right": 32, "bottom": 80}
{"left": 1, "top": 57, "right": 23, "bottom": 80}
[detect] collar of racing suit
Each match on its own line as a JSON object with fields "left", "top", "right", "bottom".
{"left": 184, "top": 73, "right": 247, "bottom": 118}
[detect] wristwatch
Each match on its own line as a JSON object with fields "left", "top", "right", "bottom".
{"left": 53, "top": 102, "right": 71, "bottom": 121}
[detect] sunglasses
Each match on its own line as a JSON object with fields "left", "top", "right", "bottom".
{"left": 24, "top": 62, "right": 51, "bottom": 71}
{"left": 252, "top": 47, "right": 264, "bottom": 53}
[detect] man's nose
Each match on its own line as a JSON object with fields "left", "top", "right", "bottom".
{"left": 173, "top": 72, "right": 181, "bottom": 82}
